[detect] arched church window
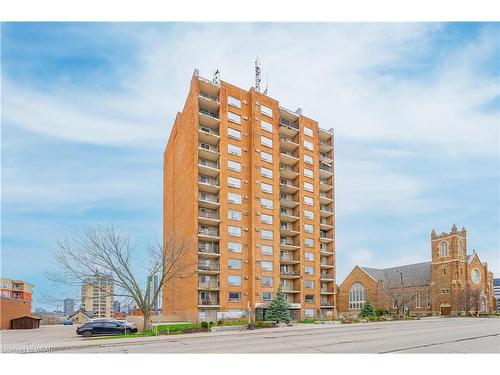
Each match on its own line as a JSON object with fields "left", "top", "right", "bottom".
{"left": 439, "top": 241, "right": 449, "bottom": 257}
{"left": 349, "top": 282, "right": 366, "bottom": 309}
{"left": 457, "top": 241, "right": 463, "bottom": 256}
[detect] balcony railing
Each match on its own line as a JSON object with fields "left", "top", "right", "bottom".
{"left": 199, "top": 108, "right": 219, "bottom": 119}
{"left": 321, "top": 288, "right": 335, "bottom": 293}
{"left": 280, "top": 254, "right": 296, "bottom": 262}
{"left": 198, "top": 228, "right": 219, "bottom": 237}
{"left": 280, "top": 118, "right": 299, "bottom": 130}
{"left": 320, "top": 178, "right": 331, "bottom": 185}
{"left": 198, "top": 282, "right": 220, "bottom": 289}
{"left": 198, "top": 193, "right": 219, "bottom": 203}
{"left": 320, "top": 273, "right": 334, "bottom": 279}
{"left": 319, "top": 140, "right": 332, "bottom": 147}
{"left": 198, "top": 263, "right": 220, "bottom": 271}
{"left": 280, "top": 209, "right": 296, "bottom": 216}
{"left": 199, "top": 159, "right": 219, "bottom": 169}
{"left": 281, "top": 285, "right": 297, "bottom": 292}
{"left": 199, "top": 126, "right": 219, "bottom": 136}
{"left": 198, "top": 243, "right": 220, "bottom": 254}
{"left": 198, "top": 298, "right": 220, "bottom": 305}
{"left": 280, "top": 270, "right": 298, "bottom": 276}
{"left": 199, "top": 176, "right": 219, "bottom": 186}
{"left": 320, "top": 232, "right": 333, "bottom": 239}
{"left": 280, "top": 179, "right": 298, "bottom": 188}
{"left": 320, "top": 205, "right": 333, "bottom": 213}
{"left": 199, "top": 91, "right": 219, "bottom": 102}
{"left": 320, "top": 192, "right": 333, "bottom": 199}
{"left": 320, "top": 164, "right": 333, "bottom": 173}
{"left": 280, "top": 135, "right": 298, "bottom": 144}
{"left": 199, "top": 143, "right": 219, "bottom": 153}
{"left": 280, "top": 239, "right": 298, "bottom": 246}
{"left": 198, "top": 210, "right": 220, "bottom": 220}
{"left": 281, "top": 150, "right": 298, "bottom": 158}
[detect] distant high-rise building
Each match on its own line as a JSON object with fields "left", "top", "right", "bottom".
{"left": 494, "top": 278, "right": 500, "bottom": 312}
{"left": 152, "top": 274, "right": 161, "bottom": 310}
{"left": 163, "top": 70, "right": 336, "bottom": 322}
{"left": 113, "top": 300, "right": 121, "bottom": 313}
{"left": 63, "top": 298, "right": 75, "bottom": 315}
{"left": 81, "top": 274, "right": 114, "bottom": 318}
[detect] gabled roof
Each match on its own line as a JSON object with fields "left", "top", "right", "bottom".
{"left": 68, "top": 308, "right": 93, "bottom": 319}
{"left": 361, "top": 261, "right": 432, "bottom": 288}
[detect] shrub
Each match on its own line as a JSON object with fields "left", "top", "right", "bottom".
{"left": 375, "top": 308, "right": 388, "bottom": 317}
{"left": 200, "top": 321, "right": 208, "bottom": 329}
{"left": 359, "top": 302, "right": 375, "bottom": 318}
{"left": 298, "top": 319, "right": 316, "bottom": 324}
{"left": 254, "top": 321, "right": 276, "bottom": 329}
{"left": 217, "top": 319, "right": 223, "bottom": 326}
{"left": 208, "top": 321, "right": 214, "bottom": 326}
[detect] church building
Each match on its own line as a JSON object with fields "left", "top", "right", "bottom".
{"left": 337, "top": 225, "right": 496, "bottom": 316}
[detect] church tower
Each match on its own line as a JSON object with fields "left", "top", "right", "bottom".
{"left": 430, "top": 224, "right": 468, "bottom": 314}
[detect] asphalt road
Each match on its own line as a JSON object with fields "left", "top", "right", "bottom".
{"left": 57, "top": 317, "right": 500, "bottom": 353}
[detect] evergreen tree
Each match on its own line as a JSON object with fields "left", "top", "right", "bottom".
{"left": 266, "top": 287, "right": 291, "bottom": 323}
{"left": 359, "top": 301, "right": 375, "bottom": 317}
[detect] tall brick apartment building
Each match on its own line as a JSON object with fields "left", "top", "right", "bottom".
{"left": 163, "top": 69, "right": 335, "bottom": 322}
{"left": 337, "top": 225, "right": 496, "bottom": 316}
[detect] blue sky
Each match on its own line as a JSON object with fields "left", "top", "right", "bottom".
{"left": 1, "top": 22, "right": 499, "bottom": 310}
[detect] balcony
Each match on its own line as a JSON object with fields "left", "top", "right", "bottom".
{"left": 198, "top": 107, "right": 220, "bottom": 128}
{"left": 198, "top": 158, "right": 220, "bottom": 178}
{"left": 198, "top": 226, "right": 220, "bottom": 240}
{"left": 279, "top": 135, "right": 299, "bottom": 152}
{"left": 320, "top": 205, "right": 334, "bottom": 217}
{"left": 198, "top": 192, "right": 220, "bottom": 210}
{"left": 319, "top": 163, "right": 334, "bottom": 178}
{"left": 198, "top": 298, "right": 220, "bottom": 307}
{"left": 198, "top": 209, "right": 220, "bottom": 225}
{"left": 280, "top": 150, "right": 299, "bottom": 166}
{"left": 279, "top": 117, "right": 300, "bottom": 137}
{"left": 320, "top": 259, "right": 335, "bottom": 268}
{"left": 280, "top": 237, "right": 300, "bottom": 250}
{"left": 280, "top": 194, "right": 299, "bottom": 209}
{"left": 198, "top": 281, "right": 220, "bottom": 290}
{"left": 198, "top": 143, "right": 219, "bottom": 162}
{"left": 280, "top": 222, "right": 299, "bottom": 236}
{"left": 321, "top": 287, "right": 335, "bottom": 294}
{"left": 198, "top": 175, "right": 220, "bottom": 194}
{"left": 320, "top": 272, "right": 335, "bottom": 281}
{"left": 280, "top": 269, "right": 300, "bottom": 279}
{"left": 198, "top": 242, "right": 220, "bottom": 257}
{"left": 320, "top": 245, "right": 334, "bottom": 255}
{"left": 280, "top": 179, "right": 299, "bottom": 194}
{"left": 198, "top": 126, "right": 220, "bottom": 144}
{"left": 281, "top": 286, "right": 300, "bottom": 293}
{"left": 320, "top": 218, "right": 334, "bottom": 230}
{"left": 320, "top": 231, "right": 334, "bottom": 243}
{"left": 198, "top": 263, "right": 220, "bottom": 273}
{"left": 320, "top": 302, "right": 335, "bottom": 308}
{"left": 279, "top": 164, "right": 299, "bottom": 179}
{"left": 199, "top": 91, "right": 220, "bottom": 114}
{"left": 320, "top": 192, "right": 333, "bottom": 205}
{"left": 320, "top": 178, "right": 333, "bottom": 192}
{"left": 280, "top": 208, "right": 299, "bottom": 223}
{"left": 319, "top": 138, "right": 333, "bottom": 153}
{"left": 280, "top": 253, "right": 299, "bottom": 264}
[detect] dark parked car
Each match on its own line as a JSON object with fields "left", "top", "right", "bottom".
{"left": 76, "top": 320, "right": 137, "bottom": 337}
{"left": 63, "top": 319, "right": 73, "bottom": 325}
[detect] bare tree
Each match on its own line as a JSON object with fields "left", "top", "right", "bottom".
{"left": 380, "top": 270, "right": 432, "bottom": 319}
{"left": 50, "top": 226, "right": 194, "bottom": 331}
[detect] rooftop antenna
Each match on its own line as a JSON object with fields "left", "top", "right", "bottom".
{"left": 213, "top": 69, "right": 220, "bottom": 84}
{"left": 263, "top": 72, "right": 269, "bottom": 95}
{"left": 255, "top": 57, "right": 261, "bottom": 92}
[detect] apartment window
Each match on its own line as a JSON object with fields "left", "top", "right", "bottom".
{"left": 261, "top": 229, "right": 273, "bottom": 240}
{"left": 228, "top": 292, "right": 241, "bottom": 302}
{"left": 304, "top": 168, "right": 313, "bottom": 178}
{"left": 415, "top": 293, "right": 422, "bottom": 308}
{"left": 304, "top": 308, "right": 315, "bottom": 318}
{"left": 304, "top": 224, "right": 314, "bottom": 234}
{"left": 304, "top": 266, "right": 314, "bottom": 275}
{"left": 228, "top": 112, "right": 241, "bottom": 125}
{"left": 261, "top": 277, "right": 273, "bottom": 287}
{"left": 228, "top": 242, "right": 242, "bottom": 253}
{"left": 261, "top": 198, "right": 273, "bottom": 209}
{"left": 228, "top": 96, "right": 241, "bottom": 109}
{"left": 228, "top": 128, "right": 241, "bottom": 140}
{"left": 303, "top": 182, "right": 314, "bottom": 192}
{"left": 262, "top": 292, "right": 272, "bottom": 301}
{"left": 304, "top": 238, "right": 314, "bottom": 247}
{"left": 228, "top": 259, "right": 242, "bottom": 270}
{"left": 228, "top": 193, "right": 241, "bottom": 204}
{"left": 304, "top": 252, "right": 314, "bottom": 261}
{"left": 228, "top": 144, "right": 241, "bottom": 156}
{"left": 261, "top": 105, "right": 273, "bottom": 118}
{"left": 426, "top": 292, "right": 431, "bottom": 308}
{"left": 304, "top": 127, "right": 313, "bottom": 137}
{"left": 304, "top": 155, "right": 313, "bottom": 165}
{"left": 261, "top": 214, "right": 273, "bottom": 225}
{"left": 228, "top": 276, "right": 241, "bottom": 286}
{"left": 261, "top": 261, "right": 273, "bottom": 272}
{"left": 228, "top": 176, "right": 241, "bottom": 188}
{"left": 304, "top": 196, "right": 314, "bottom": 206}
{"left": 441, "top": 289, "right": 449, "bottom": 295}
{"left": 228, "top": 226, "right": 241, "bottom": 237}
{"left": 261, "top": 151, "right": 273, "bottom": 163}
{"left": 261, "top": 136, "right": 273, "bottom": 148}
{"left": 305, "top": 295, "right": 315, "bottom": 303}
{"left": 228, "top": 210, "right": 241, "bottom": 221}
{"left": 261, "top": 183, "right": 273, "bottom": 194}
{"left": 304, "top": 140, "right": 314, "bottom": 151}
{"left": 261, "top": 245, "right": 273, "bottom": 255}
{"left": 261, "top": 167, "right": 273, "bottom": 179}
{"left": 304, "top": 280, "right": 314, "bottom": 289}
{"left": 261, "top": 119, "right": 273, "bottom": 133}
{"left": 228, "top": 160, "right": 241, "bottom": 172}
{"left": 304, "top": 210, "right": 314, "bottom": 219}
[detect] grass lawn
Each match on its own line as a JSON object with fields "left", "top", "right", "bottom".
{"left": 90, "top": 323, "right": 200, "bottom": 340}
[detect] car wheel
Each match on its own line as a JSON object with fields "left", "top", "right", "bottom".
{"left": 82, "top": 330, "right": 93, "bottom": 337}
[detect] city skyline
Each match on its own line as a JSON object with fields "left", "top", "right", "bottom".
{"left": 1, "top": 22, "right": 499, "bottom": 310}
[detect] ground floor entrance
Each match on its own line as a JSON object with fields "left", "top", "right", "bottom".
{"left": 440, "top": 306, "right": 451, "bottom": 315}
